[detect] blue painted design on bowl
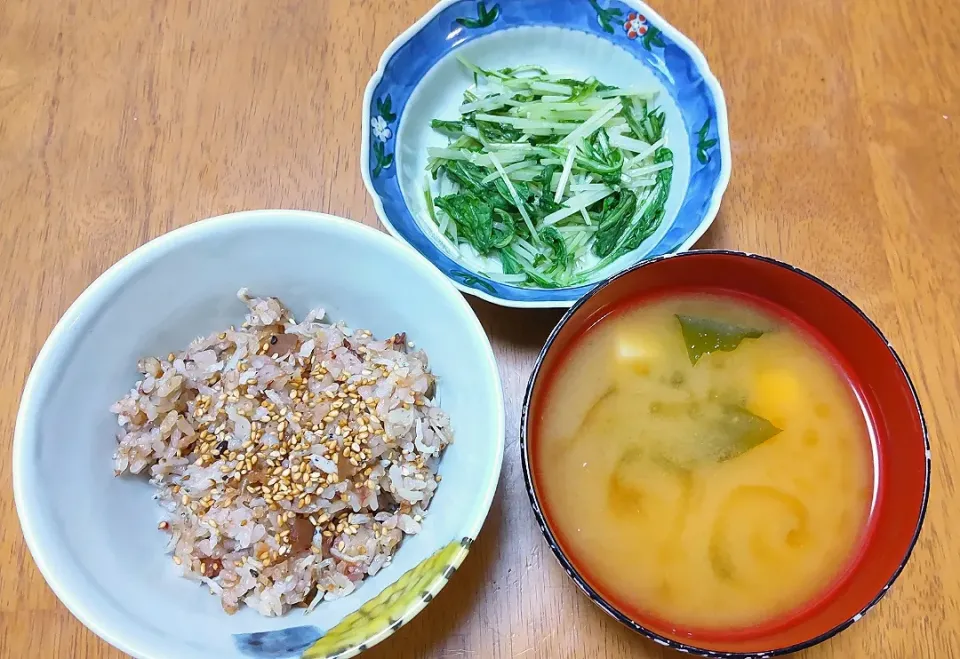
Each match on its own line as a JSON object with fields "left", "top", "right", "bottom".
{"left": 234, "top": 625, "right": 325, "bottom": 658}
{"left": 361, "top": 0, "right": 731, "bottom": 308}
{"left": 455, "top": 1, "right": 502, "bottom": 29}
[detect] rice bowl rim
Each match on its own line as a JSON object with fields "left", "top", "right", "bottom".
{"left": 13, "top": 209, "right": 506, "bottom": 659}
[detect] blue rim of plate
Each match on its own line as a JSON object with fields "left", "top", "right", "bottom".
{"left": 518, "top": 249, "right": 931, "bottom": 657}
{"left": 360, "top": 0, "right": 732, "bottom": 308}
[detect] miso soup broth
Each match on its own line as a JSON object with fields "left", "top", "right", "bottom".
{"left": 534, "top": 293, "right": 876, "bottom": 630}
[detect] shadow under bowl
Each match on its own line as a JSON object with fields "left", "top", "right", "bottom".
{"left": 519, "top": 250, "right": 929, "bottom": 656}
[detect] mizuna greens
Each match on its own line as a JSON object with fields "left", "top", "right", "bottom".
{"left": 424, "top": 58, "right": 674, "bottom": 289}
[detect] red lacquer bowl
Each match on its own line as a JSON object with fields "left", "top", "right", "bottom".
{"left": 520, "top": 251, "right": 929, "bottom": 656}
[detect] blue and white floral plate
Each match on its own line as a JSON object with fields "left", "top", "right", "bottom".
{"left": 361, "top": 0, "right": 731, "bottom": 308}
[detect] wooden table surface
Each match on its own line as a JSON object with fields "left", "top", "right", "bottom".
{"left": 2, "top": 0, "right": 959, "bottom": 657}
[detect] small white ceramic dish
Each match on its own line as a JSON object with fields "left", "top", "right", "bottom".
{"left": 13, "top": 211, "right": 505, "bottom": 659}
{"left": 361, "top": 0, "right": 731, "bottom": 308}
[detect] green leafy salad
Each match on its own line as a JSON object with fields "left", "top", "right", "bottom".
{"left": 424, "top": 57, "right": 675, "bottom": 289}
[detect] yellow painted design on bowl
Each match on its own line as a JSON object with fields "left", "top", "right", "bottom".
{"left": 302, "top": 537, "right": 471, "bottom": 658}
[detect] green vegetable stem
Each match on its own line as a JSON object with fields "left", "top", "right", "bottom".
{"left": 422, "top": 58, "right": 675, "bottom": 289}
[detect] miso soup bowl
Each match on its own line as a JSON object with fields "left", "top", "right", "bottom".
{"left": 520, "top": 250, "right": 930, "bottom": 657}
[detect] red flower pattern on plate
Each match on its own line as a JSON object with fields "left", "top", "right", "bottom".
{"left": 624, "top": 12, "right": 648, "bottom": 40}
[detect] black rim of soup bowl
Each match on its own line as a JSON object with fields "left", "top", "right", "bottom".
{"left": 518, "top": 249, "right": 931, "bottom": 658}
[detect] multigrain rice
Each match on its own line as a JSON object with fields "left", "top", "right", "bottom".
{"left": 112, "top": 289, "right": 452, "bottom": 616}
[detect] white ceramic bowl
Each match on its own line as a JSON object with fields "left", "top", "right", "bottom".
{"left": 13, "top": 211, "right": 505, "bottom": 659}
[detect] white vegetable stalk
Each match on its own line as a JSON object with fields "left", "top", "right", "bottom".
{"left": 559, "top": 99, "right": 623, "bottom": 147}
{"left": 426, "top": 147, "right": 527, "bottom": 167}
{"left": 481, "top": 160, "right": 535, "bottom": 184}
{"left": 520, "top": 99, "right": 612, "bottom": 115}
{"left": 529, "top": 81, "right": 574, "bottom": 95}
{"left": 625, "top": 160, "right": 674, "bottom": 178}
{"left": 507, "top": 168, "right": 544, "bottom": 182}
{"left": 474, "top": 113, "right": 576, "bottom": 133}
{"left": 626, "top": 136, "right": 667, "bottom": 167}
{"left": 460, "top": 93, "right": 516, "bottom": 114}
{"left": 543, "top": 188, "right": 615, "bottom": 226}
{"left": 489, "top": 152, "right": 538, "bottom": 242}
{"left": 570, "top": 183, "right": 613, "bottom": 193}
{"left": 554, "top": 147, "right": 578, "bottom": 203}
{"left": 595, "top": 88, "right": 658, "bottom": 100}
{"left": 609, "top": 132, "right": 654, "bottom": 154}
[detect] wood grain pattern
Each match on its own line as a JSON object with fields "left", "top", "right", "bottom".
{"left": 1, "top": 0, "right": 958, "bottom": 657}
